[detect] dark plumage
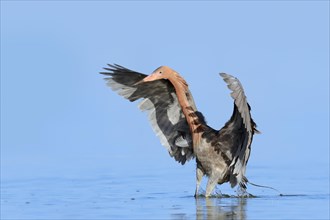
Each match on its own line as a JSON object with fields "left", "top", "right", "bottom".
{"left": 100, "top": 64, "right": 194, "bottom": 165}
{"left": 100, "top": 64, "right": 259, "bottom": 197}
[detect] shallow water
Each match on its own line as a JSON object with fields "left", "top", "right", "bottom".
{"left": 1, "top": 164, "right": 329, "bottom": 220}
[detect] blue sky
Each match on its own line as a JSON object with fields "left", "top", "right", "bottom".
{"left": 1, "top": 1, "right": 329, "bottom": 182}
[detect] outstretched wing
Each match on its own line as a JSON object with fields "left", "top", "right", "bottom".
{"left": 219, "top": 73, "right": 259, "bottom": 188}
{"left": 100, "top": 64, "right": 194, "bottom": 164}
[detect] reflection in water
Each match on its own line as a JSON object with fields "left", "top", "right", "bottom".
{"left": 196, "top": 197, "right": 247, "bottom": 220}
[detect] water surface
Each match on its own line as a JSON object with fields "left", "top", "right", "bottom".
{"left": 1, "top": 165, "right": 329, "bottom": 219}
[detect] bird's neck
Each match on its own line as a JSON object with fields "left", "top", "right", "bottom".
{"left": 168, "top": 72, "right": 203, "bottom": 147}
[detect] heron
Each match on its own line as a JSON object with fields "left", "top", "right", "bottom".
{"left": 100, "top": 64, "right": 259, "bottom": 197}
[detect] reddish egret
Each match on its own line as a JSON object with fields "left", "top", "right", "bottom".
{"left": 100, "top": 64, "right": 259, "bottom": 197}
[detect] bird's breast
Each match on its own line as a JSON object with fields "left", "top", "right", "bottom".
{"left": 194, "top": 138, "right": 229, "bottom": 176}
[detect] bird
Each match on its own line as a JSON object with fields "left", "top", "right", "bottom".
{"left": 100, "top": 64, "right": 259, "bottom": 197}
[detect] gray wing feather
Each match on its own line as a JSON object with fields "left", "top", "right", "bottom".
{"left": 221, "top": 73, "right": 252, "bottom": 133}
{"left": 220, "top": 73, "right": 257, "bottom": 187}
{"left": 100, "top": 64, "right": 194, "bottom": 164}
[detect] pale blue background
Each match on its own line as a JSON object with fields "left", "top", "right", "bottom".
{"left": 1, "top": 0, "right": 329, "bottom": 197}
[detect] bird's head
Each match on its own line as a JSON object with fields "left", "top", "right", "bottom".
{"left": 143, "top": 66, "right": 175, "bottom": 82}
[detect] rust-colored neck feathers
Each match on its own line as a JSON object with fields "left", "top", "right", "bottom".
{"left": 168, "top": 72, "right": 203, "bottom": 148}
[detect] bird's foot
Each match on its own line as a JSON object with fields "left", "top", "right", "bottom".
{"left": 194, "top": 187, "right": 206, "bottom": 198}
{"left": 236, "top": 187, "right": 255, "bottom": 198}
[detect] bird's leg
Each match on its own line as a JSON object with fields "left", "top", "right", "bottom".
{"left": 205, "top": 175, "right": 218, "bottom": 197}
{"left": 194, "top": 167, "right": 204, "bottom": 198}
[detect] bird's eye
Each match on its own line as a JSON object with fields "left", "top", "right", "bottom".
{"left": 159, "top": 71, "right": 163, "bottom": 74}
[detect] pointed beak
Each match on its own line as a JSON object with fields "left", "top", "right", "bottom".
{"left": 133, "top": 72, "right": 158, "bottom": 86}
{"left": 143, "top": 72, "right": 159, "bottom": 82}
{"left": 133, "top": 80, "right": 144, "bottom": 86}
{"left": 134, "top": 72, "right": 159, "bottom": 86}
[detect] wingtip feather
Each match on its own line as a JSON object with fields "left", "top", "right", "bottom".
{"left": 219, "top": 72, "right": 226, "bottom": 77}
